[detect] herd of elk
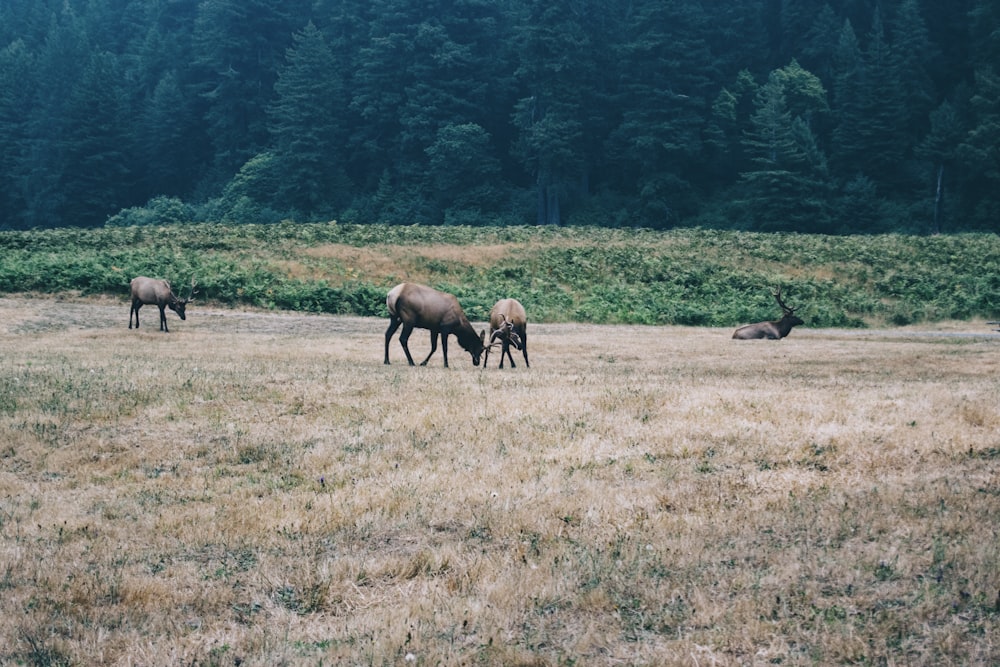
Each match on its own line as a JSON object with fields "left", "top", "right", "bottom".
{"left": 384, "top": 282, "right": 486, "bottom": 367}
{"left": 128, "top": 277, "right": 196, "bottom": 333}
{"left": 484, "top": 298, "right": 529, "bottom": 369}
{"left": 124, "top": 274, "right": 810, "bottom": 357}
{"left": 732, "top": 288, "right": 804, "bottom": 340}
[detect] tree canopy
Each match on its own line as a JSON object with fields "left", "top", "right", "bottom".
{"left": 0, "top": 0, "right": 995, "bottom": 233}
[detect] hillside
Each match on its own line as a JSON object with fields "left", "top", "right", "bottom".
{"left": 1, "top": 223, "right": 998, "bottom": 327}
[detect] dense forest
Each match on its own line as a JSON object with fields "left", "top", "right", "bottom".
{"left": 0, "top": 0, "right": 997, "bottom": 234}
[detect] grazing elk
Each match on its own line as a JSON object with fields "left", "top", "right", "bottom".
{"left": 384, "top": 282, "right": 486, "bottom": 367}
{"left": 483, "top": 298, "right": 530, "bottom": 369}
{"left": 732, "top": 288, "right": 804, "bottom": 340}
{"left": 129, "top": 277, "right": 195, "bottom": 333}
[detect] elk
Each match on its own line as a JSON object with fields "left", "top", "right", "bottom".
{"left": 384, "top": 282, "right": 486, "bottom": 367}
{"left": 129, "top": 277, "right": 195, "bottom": 333}
{"left": 732, "top": 288, "right": 804, "bottom": 340}
{"left": 483, "top": 298, "right": 530, "bottom": 369}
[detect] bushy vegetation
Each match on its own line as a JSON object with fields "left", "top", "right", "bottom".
{"left": 1, "top": 223, "right": 998, "bottom": 327}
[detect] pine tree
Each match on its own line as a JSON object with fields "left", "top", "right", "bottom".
{"left": 830, "top": 19, "right": 866, "bottom": 181}
{"left": 511, "top": 0, "right": 597, "bottom": 225}
{"left": 740, "top": 70, "right": 830, "bottom": 231}
{"left": 267, "top": 21, "right": 348, "bottom": 217}
{"left": 957, "top": 67, "right": 1000, "bottom": 229}
{"left": 0, "top": 40, "right": 34, "bottom": 228}
{"left": 889, "top": 0, "right": 935, "bottom": 139}
{"left": 917, "top": 101, "right": 964, "bottom": 233}
{"left": 58, "top": 51, "right": 135, "bottom": 227}
{"left": 191, "top": 0, "right": 307, "bottom": 184}
{"left": 603, "top": 0, "right": 717, "bottom": 226}
{"left": 341, "top": 0, "right": 516, "bottom": 222}
{"left": 21, "top": 4, "right": 91, "bottom": 227}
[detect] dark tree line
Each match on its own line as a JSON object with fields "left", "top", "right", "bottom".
{"left": 0, "top": 0, "right": 997, "bottom": 233}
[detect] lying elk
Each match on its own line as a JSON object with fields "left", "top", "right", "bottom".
{"left": 483, "top": 298, "right": 530, "bottom": 369}
{"left": 384, "top": 282, "right": 485, "bottom": 367}
{"left": 129, "top": 276, "right": 196, "bottom": 333}
{"left": 732, "top": 288, "right": 804, "bottom": 340}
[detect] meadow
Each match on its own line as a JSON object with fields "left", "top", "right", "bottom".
{"left": 1, "top": 294, "right": 998, "bottom": 666}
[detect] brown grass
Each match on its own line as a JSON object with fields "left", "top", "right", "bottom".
{"left": 276, "top": 243, "right": 524, "bottom": 285}
{"left": 1, "top": 295, "right": 998, "bottom": 666}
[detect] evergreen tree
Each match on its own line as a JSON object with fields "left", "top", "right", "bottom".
{"left": 858, "top": 8, "right": 909, "bottom": 193}
{"left": 0, "top": 40, "right": 34, "bottom": 229}
{"left": 20, "top": 4, "right": 91, "bottom": 227}
{"left": 267, "top": 21, "right": 348, "bottom": 217}
{"left": 889, "top": 0, "right": 935, "bottom": 138}
{"left": 58, "top": 51, "right": 135, "bottom": 227}
{"left": 705, "top": 70, "right": 759, "bottom": 184}
{"left": 192, "top": 0, "right": 307, "bottom": 186}
{"left": 740, "top": 70, "right": 830, "bottom": 231}
{"left": 800, "top": 4, "right": 841, "bottom": 83}
{"left": 957, "top": 67, "right": 1000, "bottom": 229}
{"left": 606, "top": 0, "right": 716, "bottom": 226}
{"left": 348, "top": 0, "right": 514, "bottom": 212}
{"left": 511, "top": 0, "right": 598, "bottom": 225}
{"left": 916, "top": 100, "right": 964, "bottom": 233}
{"left": 425, "top": 122, "right": 504, "bottom": 222}
{"left": 968, "top": 0, "right": 1000, "bottom": 71}
{"left": 140, "top": 71, "right": 207, "bottom": 201}
{"left": 830, "top": 19, "right": 866, "bottom": 181}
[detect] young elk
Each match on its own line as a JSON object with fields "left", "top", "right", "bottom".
{"left": 483, "top": 298, "right": 529, "bottom": 369}
{"left": 732, "top": 288, "right": 804, "bottom": 340}
{"left": 384, "top": 282, "right": 485, "bottom": 368}
{"left": 129, "top": 277, "right": 196, "bottom": 333}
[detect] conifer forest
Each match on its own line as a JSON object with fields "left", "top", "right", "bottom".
{"left": 0, "top": 0, "right": 997, "bottom": 234}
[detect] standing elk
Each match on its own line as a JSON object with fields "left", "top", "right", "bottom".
{"left": 129, "top": 277, "right": 195, "bottom": 333}
{"left": 483, "top": 298, "right": 530, "bottom": 369}
{"left": 732, "top": 288, "right": 804, "bottom": 340}
{"left": 384, "top": 282, "right": 486, "bottom": 367}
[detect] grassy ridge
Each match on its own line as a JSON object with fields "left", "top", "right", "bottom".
{"left": 1, "top": 222, "right": 998, "bottom": 326}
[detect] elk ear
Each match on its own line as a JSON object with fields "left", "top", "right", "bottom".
{"left": 480, "top": 329, "right": 486, "bottom": 344}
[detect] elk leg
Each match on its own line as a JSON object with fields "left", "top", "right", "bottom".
{"left": 129, "top": 301, "right": 141, "bottom": 329}
{"left": 504, "top": 340, "right": 516, "bottom": 368}
{"left": 521, "top": 339, "right": 530, "bottom": 368}
{"left": 398, "top": 324, "right": 417, "bottom": 366}
{"left": 158, "top": 304, "right": 169, "bottom": 332}
{"left": 384, "top": 317, "right": 402, "bottom": 364}
{"left": 420, "top": 331, "right": 439, "bottom": 366}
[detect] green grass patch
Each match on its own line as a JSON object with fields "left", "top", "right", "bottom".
{"left": 1, "top": 223, "right": 998, "bottom": 326}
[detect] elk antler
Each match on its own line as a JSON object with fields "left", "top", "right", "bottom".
{"left": 488, "top": 318, "right": 522, "bottom": 350}
{"left": 773, "top": 287, "right": 795, "bottom": 315}
{"left": 186, "top": 279, "right": 198, "bottom": 302}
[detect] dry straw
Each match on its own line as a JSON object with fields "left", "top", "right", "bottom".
{"left": 1, "top": 296, "right": 998, "bottom": 665}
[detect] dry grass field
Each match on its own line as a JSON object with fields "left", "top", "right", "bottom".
{"left": 1, "top": 295, "right": 998, "bottom": 666}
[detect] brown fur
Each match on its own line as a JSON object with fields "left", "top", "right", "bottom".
{"left": 129, "top": 277, "right": 191, "bottom": 333}
{"left": 732, "top": 288, "right": 803, "bottom": 340}
{"left": 384, "top": 283, "right": 485, "bottom": 367}
{"left": 484, "top": 298, "right": 529, "bottom": 369}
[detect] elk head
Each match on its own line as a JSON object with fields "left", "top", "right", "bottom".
{"left": 172, "top": 279, "right": 198, "bottom": 320}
